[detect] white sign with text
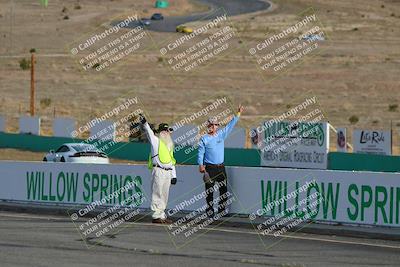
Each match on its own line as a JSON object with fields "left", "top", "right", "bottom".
{"left": 353, "top": 130, "right": 391, "bottom": 155}
{"left": 258, "top": 121, "right": 329, "bottom": 169}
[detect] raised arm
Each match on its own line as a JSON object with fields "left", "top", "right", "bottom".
{"left": 220, "top": 115, "right": 239, "bottom": 140}
{"left": 219, "top": 105, "right": 244, "bottom": 140}
{"left": 143, "top": 122, "right": 157, "bottom": 142}
{"left": 140, "top": 114, "right": 158, "bottom": 146}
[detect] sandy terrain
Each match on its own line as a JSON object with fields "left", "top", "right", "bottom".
{"left": 0, "top": 148, "right": 141, "bottom": 164}
{"left": 0, "top": 0, "right": 399, "bottom": 150}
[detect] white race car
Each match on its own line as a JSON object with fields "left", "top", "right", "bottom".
{"left": 43, "top": 143, "right": 109, "bottom": 164}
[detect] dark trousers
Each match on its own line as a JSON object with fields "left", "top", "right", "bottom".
{"left": 205, "top": 164, "right": 228, "bottom": 217}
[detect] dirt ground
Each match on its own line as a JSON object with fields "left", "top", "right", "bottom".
{"left": 0, "top": 148, "right": 141, "bottom": 164}
{"left": 0, "top": 0, "right": 399, "bottom": 151}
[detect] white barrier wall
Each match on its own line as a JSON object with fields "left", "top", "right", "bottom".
{"left": 53, "top": 118, "right": 76, "bottom": 138}
{"left": 19, "top": 116, "right": 41, "bottom": 135}
{"left": 0, "top": 161, "right": 399, "bottom": 228}
{"left": 228, "top": 167, "right": 400, "bottom": 227}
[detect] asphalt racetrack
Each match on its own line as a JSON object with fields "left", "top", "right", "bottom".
{"left": 123, "top": 0, "right": 271, "bottom": 32}
{"left": 0, "top": 211, "right": 399, "bottom": 267}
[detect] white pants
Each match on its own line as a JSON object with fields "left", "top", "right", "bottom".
{"left": 151, "top": 167, "right": 173, "bottom": 219}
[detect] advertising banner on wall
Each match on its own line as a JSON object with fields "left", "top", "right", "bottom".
{"left": 250, "top": 126, "right": 262, "bottom": 149}
{"left": 353, "top": 129, "right": 392, "bottom": 155}
{"left": 0, "top": 162, "right": 210, "bottom": 247}
{"left": 258, "top": 121, "right": 329, "bottom": 169}
{"left": 0, "top": 162, "right": 399, "bottom": 228}
{"left": 0, "top": 162, "right": 206, "bottom": 212}
{"left": 228, "top": 166, "right": 400, "bottom": 228}
{"left": 0, "top": 162, "right": 151, "bottom": 206}
{"left": 336, "top": 127, "right": 347, "bottom": 152}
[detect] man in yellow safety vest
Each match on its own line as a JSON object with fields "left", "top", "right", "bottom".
{"left": 140, "top": 114, "right": 177, "bottom": 224}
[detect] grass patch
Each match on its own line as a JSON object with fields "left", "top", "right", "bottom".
{"left": 389, "top": 104, "right": 398, "bottom": 112}
{"left": 349, "top": 115, "right": 359, "bottom": 124}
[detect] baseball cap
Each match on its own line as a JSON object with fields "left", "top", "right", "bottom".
{"left": 207, "top": 117, "right": 220, "bottom": 126}
{"left": 157, "top": 123, "right": 173, "bottom": 133}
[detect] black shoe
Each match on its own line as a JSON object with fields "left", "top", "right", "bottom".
{"left": 206, "top": 210, "right": 214, "bottom": 219}
{"left": 217, "top": 209, "right": 229, "bottom": 218}
{"left": 164, "top": 218, "right": 173, "bottom": 224}
{"left": 152, "top": 218, "right": 172, "bottom": 224}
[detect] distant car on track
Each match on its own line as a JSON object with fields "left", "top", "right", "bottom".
{"left": 176, "top": 25, "right": 193, "bottom": 34}
{"left": 301, "top": 34, "right": 325, "bottom": 42}
{"left": 43, "top": 143, "right": 109, "bottom": 164}
{"left": 151, "top": 13, "right": 164, "bottom": 20}
{"left": 140, "top": 18, "right": 151, "bottom": 26}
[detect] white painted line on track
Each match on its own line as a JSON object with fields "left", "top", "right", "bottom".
{"left": 206, "top": 227, "right": 400, "bottom": 250}
{"left": 0, "top": 212, "right": 65, "bottom": 221}
{"left": 128, "top": 222, "right": 400, "bottom": 250}
{"left": 1, "top": 212, "right": 399, "bottom": 250}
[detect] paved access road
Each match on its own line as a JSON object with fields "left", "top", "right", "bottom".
{"left": 125, "top": 0, "right": 271, "bottom": 32}
{"left": 0, "top": 211, "right": 399, "bottom": 267}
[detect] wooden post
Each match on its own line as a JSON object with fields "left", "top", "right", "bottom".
{"left": 30, "top": 52, "right": 35, "bottom": 116}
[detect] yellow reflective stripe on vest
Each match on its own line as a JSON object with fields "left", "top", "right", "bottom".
{"left": 147, "top": 154, "right": 153, "bottom": 170}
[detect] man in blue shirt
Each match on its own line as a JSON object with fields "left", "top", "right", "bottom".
{"left": 198, "top": 105, "right": 244, "bottom": 219}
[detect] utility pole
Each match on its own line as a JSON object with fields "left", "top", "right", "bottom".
{"left": 30, "top": 51, "right": 35, "bottom": 116}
